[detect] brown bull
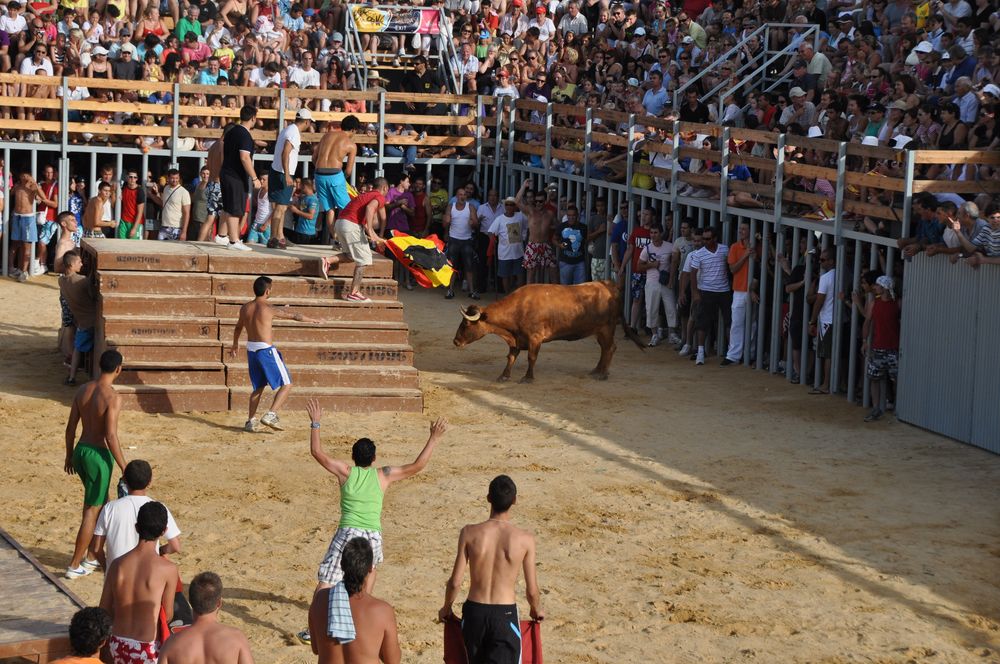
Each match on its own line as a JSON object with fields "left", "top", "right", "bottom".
{"left": 452, "top": 281, "right": 644, "bottom": 383}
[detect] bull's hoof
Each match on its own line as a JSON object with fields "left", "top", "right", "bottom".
{"left": 518, "top": 376, "right": 534, "bottom": 384}
{"left": 497, "top": 375, "right": 510, "bottom": 383}
{"left": 590, "top": 371, "right": 609, "bottom": 381}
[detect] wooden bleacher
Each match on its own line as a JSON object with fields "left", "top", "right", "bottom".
{"left": 0, "top": 528, "right": 83, "bottom": 663}
{"left": 82, "top": 239, "right": 422, "bottom": 414}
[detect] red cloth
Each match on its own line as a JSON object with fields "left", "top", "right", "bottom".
{"left": 443, "top": 615, "right": 542, "bottom": 664}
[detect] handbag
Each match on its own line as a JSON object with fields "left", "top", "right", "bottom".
{"left": 658, "top": 269, "right": 670, "bottom": 286}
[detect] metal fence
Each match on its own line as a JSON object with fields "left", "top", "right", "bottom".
{"left": 896, "top": 255, "right": 1000, "bottom": 454}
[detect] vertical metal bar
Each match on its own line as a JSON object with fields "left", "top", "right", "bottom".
{"left": 114, "top": 152, "right": 123, "bottom": 223}
{"left": 670, "top": 120, "right": 681, "bottom": 234}
{"left": 768, "top": 133, "right": 787, "bottom": 373}
{"left": 785, "top": 226, "right": 801, "bottom": 380}
{"left": 506, "top": 99, "right": 516, "bottom": 195}
{"left": 754, "top": 218, "right": 768, "bottom": 369}
{"left": 494, "top": 96, "right": 504, "bottom": 195}
{"left": 829, "top": 141, "right": 848, "bottom": 394}
{"left": 719, "top": 127, "right": 731, "bottom": 229}
{"left": 29, "top": 150, "right": 38, "bottom": 273}
{"left": 623, "top": 114, "right": 637, "bottom": 324}
{"left": 475, "top": 94, "right": 484, "bottom": 182}
{"left": 1, "top": 147, "right": 9, "bottom": 277}
{"left": 376, "top": 91, "right": 386, "bottom": 178}
{"left": 862, "top": 242, "right": 877, "bottom": 408}
{"left": 170, "top": 83, "right": 181, "bottom": 168}
{"left": 802, "top": 231, "right": 814, "bottom": 386}
{"left": 847, "top": 238, "right": 863, "bottom": 404}
{"left": 544, "top": 103, "right": 553, "bottom": 172}
{"left": 61, "top": 76, "right": 70, "bottom": 157}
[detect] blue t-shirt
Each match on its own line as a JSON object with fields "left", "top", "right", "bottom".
{"left": 611, "top": 217, "right": 628, "bottom": 262}
{"left": 294, "top": 194, "right": 319, "bottom": 235}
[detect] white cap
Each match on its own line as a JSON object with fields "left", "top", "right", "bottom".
{"left": 861, "top": 136, "right": 880, "bottom": 147}
{"left": 681, "top": 35, "right": 693, "bottom": 44}
{"left": 905, "top": 52, "right": 920, "bottom": 66}
{"left": 837, "top": 11, "right": 854, "bottom": 20}
{"left": 331, "top": 31, "right": 344, "bottom": 42}
{"left": 296, "top": 108, "right": 313, "bottom": 121}
{"left": 983, "top": 83, "right": 1000, "bottom": 98}
{"left": 940, "top": 51, "right": 951, "bottom": 60}
{"left": 889, "top": 100, "right": 909, "bottom": 111}
{"left": 626, "top": 77, "right": 640, "bottom": 87}
{"left": 807, "top": 126, "right": 823, "bottom": 138}
{"left": 913, "top": 40, "right": 934, "bottom": 53}
{"left": 120, "top": 42, "right": 137, "bottom": 54}
{"left": 92, "top": 45, "right": 109, "bottom": 56}
{"left": 634, "top": 26, "right": 645, "bottom": 36}
{"left": 789, "top": 86, "right": 806, "bottom": 98}
{"left": 892, "top": 135, "right": 913, "bottom": 149}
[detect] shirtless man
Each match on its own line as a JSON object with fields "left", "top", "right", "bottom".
{"left": 99, "top": 502, "right": 179, "bottom": 664}
{"left": 515, "top": 179, "right": 556, "bottom": 285}
{"left": 197, "top": 129, "right": 228, "bottom": 242}
{"left": 83, "top": 181, "right": 117, "bottom": 239}
{"left": 59, "top": 251, "right": 98, "bottom": 386}
{"left": 308, "top": 538, "right": 401, "bottom": 664}
{"left": 10, "top": 173, "right": 42, "bottom": 282}
{"left": 54, "top": 211, "right": 82, "bottom": 273}
{"left": 157, "top": 572, "right": 255, "bottom": 664}
{"left": 298, "top": 399, "right": 447, "bottom": 645}
{"left": 313, "top": 116, "right": 359, "bottom": 241}
{"left": 230, "top": 275, "right": 318, "bottom": 433}
{"left": 64, "top": 349, "right": 127, "bottom": 579}
{"left": 439, "top": 475, "right": 543, "bottom": 664}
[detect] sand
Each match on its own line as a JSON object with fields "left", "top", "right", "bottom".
{"left": 1, "top": 275, "right": 998, "bottom": 664}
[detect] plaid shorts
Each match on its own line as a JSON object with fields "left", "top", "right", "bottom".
{"left": 630, "top": 272, "right": 646, "bottom": 301}
{"left": 317, "top": 527, "right": 383, "bottom": 585}
{"left": 866, "top": 348, "right": 898, "bottom": 380}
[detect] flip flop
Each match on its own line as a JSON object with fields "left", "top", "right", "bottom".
{"left": 808, "top": 388, "right": 828, "bottom": 395}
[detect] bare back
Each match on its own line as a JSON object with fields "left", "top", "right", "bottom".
{"left": 315, "top": 130, "right": 357, "bottom": 174}
{"left": 157, "top": 619, "right": 254, "bottom": 664}
{"left": 237, "top": 298, "right": 274, "bottom": 344}
{"left": 309, "top": 589, "right": 400, "bottom": 664}
{"left": 73, "top": 381, "right": 120, "bottom": 448}
{"left": 463, "top": 521, "right": 534, "bottom": 605}
{"left": 83, "top": 197, "right": 103, "bottom": 232}
{"left": 101, "top": 548, "right": 178, "bottom": 642}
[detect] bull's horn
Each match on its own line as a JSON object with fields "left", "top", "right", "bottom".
{"left": 460, "top": 306, "right": 481, "bottom": 322}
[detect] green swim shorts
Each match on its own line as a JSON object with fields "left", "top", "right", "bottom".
{"left": 72, "top": 443, "right": 114, "bottom": 507}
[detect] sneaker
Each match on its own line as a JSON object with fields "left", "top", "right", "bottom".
{"left": 228, "top": 241, "right": 253, "bottom": 252}
{"left": 667, "top": 332, "right": 682, "bottom": 346}
{"left": 266, "top": 238, "right": 279, "bottom": 249}
{"left": 17, "top": 271, "right": 28, "bottom": 283}
{"left": 260, "top": 411, "right": 284, "bottom": 431}
{"left": 214, "top": 234, "right": 230, "bottom": 245}
{"left": 244, "top": 418, "right": 259, "bottom": 433}
{"left": 10, "top": 268, "right": 22, "bottom": 278}
{"left": 690, "top": 188, "right": 713, "bottom": 199}
{"left": 445, "top": 288, "right": 455, "bottom": 299}
{"left": 469, "top": 291, "right": 481, "bottom": 300}
{"left": 80, "top": 558, "right": 101, "bottom": 572}
{"left": 297, "top": 630, "right": 312, "bottom": 645}
{"left": 30, "top": 264, "right": 47, "bottom": 276}
{"left": 720, "top": 358, "right": 736, "bottom": 366}
{"left": 66, "top": 565, "right": 93, "bottom": 579}
{"left": 695, "top": 349, "right": 705, "bottom": 365}
{"left": 864, "top": 408, "right": 883, "bottom": 423}
{"left": 345, "top": 292, "right": 372, "bottom": 303}
{"left": 678, "top": 344, "right": 691, "bottom": 357}
{"left": 648, "top": 333, "right": 661, "bottom": 347}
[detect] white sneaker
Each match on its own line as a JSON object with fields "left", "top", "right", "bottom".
{"left": 690, "top": 188, "right": 713, "bottom": 198}
{"left": 66, "top": 565, "right": 93, "bottom": 579}
{"left": 244, "top": 418, "right": 259, "bottom": 433}
{"left": 695, "top": 349, "right": 705, "bottom": 365}
{"left": 667, "top": 332, "right": 682, "bottom": 346}
{"left": 228, "top": 241, "right": 253, "bottom": 252}
{"left": 214, "top": 234, "right": 230, "bottom": 246}
{"left": 648, "top": 333, "right": 661, "bottom": 347}
{"left": 678, "top": 344, "right": 691, "bottom": 357}
{"left": 30, "top": 264, "right": 47, "bottom": 276}
{"left": 17, "top": 271, "right": 28, "bottom": 283}
{"left": 80, "top": 558, "right": 101, "bottom": 572}
{"left": 260, "top": 411, "right": 284, "bottom": 431}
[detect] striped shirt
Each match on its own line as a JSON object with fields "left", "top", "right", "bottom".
{"left": 689, "top": 244, "right": 731, "bottom": 292}
{"left": 971, "top": 226, "right": 1000, "bottom": 257}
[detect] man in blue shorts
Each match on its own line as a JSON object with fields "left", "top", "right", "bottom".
{"left": 313, "top": 115, "right": 359, "bottom": 240}
{"left": 229, "top": 276, "right": 319, "bottom": 432}
{"left": 59, "top": 251, "right": 98, "bottom": 385}
{"left": 267, "top": 108, "right": 313, "bottom": 249}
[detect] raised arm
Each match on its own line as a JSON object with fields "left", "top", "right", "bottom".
{"left": 380, "top": 418, "right": 448, "bottom": 487}
{"left": 438, "top": 526, "right": 469, "bottom": 621}
{"left": 306, "top": 399, "right": 351, "bottom": 482}
{"left": 514, "top": 178, "right": 531, "bottom": 215}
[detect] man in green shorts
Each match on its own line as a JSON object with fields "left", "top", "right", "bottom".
{"left": 64, "top": 350, "right": 128, "bottom": 579}
{"left": 297, "top": 398, "right": 448, "bottom": 644}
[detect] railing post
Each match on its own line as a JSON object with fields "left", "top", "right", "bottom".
{"left": 670, "top": 120, "right": 680, "bottom": 235}
{"left": 719, "top": 126, "right": 731, "bottom": 229}
{"left": 543, "top": 103, "right": 553, "bottom": 172}
{"left": 278, "top": 88, "right": 287, "bottom": 128}
{"left": 768, "top": 132, "right": 787, "bottom": 375}
{"left": 170, "top": 83, "right": 181, "bottom": 169}
{"left": 2, "top": 147, "right": 9, "bottom": 277}
{"left": 376, "top": 90, "right": 386, "bottom": 178}
{"left": 623, "top": 113, "right": 636, "bottom": 324}
{"left": 60, "top": 76, "right": 69, "bottom": 159}
{"left": 494, "top": 96, "right": 505, "bottom": 195}
{"left": 506, "top": 99, "right": 516, "bottom": 196}
{"left": 475, "top": 94, "right": 484, "bottom": 182}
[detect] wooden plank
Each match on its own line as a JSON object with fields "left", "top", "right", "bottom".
{"left": 214, "top": 298, "right": 404, "bottom": 322}
{"left": 551, "top": 147, "right": 584, "bottom": 163}
{"left": 0, "top": 118, "right": 61, "bottom": 132}
{"left": 384, "top": 135, "right": 474, "bottom": 146}
{"left": 104, "top": 338, "right": 223, "bottom": 363}
{"left": 221, "top": 321, "right": 409, "bottom": 345}
{"left": 514, "top": 99, "right": 547, "bottom": 112}
{"left": 512, "top": 141, "right": 545, "bottom": 156}
{"left": 118, "top": 368, "right": 227, "bottom": 386}
{"left": 678, "top": 122, "right": 720, "bottom": 136}
{"left": 783, "top": 135, "right": 842, "bottom": 153}
{"left": 730, "top": 127, "right": 780, "bottom": 144}
{"left": 82, "top": 238, "right": 209, "bottom": 272}
{"left": 228, "top": 387, "right": 422, "bottom": 413}
{"left": 211, "top": 274, "right": 397, "bottom": 298}
{"left": 0, "top": 97, "right": 61, "bottom": 110}
{"left": 383, "top": 92, "right": 476, "bottom": 104}
{"left": 101, "top": 294, "right": 217, "bottom": 317}
{"left": 912, "top": 149, "right": 1000, "bottom": 165}
{"left": 678, "top": 146, "right": 721, "bottom": 161}
{"left": 97, "top": 271, "right": 213, "bottom": 295}
{"left": 911, "top": 179, "right": 1000, "bottom": 194}
{"left": 226, "top": 364, "right": 419, "bottom": 389}
{"left": 69, "top": 122, "right": 173, "bottom": 138}
{"left": 102, "top": 317, "right": 219, "bottom": 340}
{"left": 116, "top": 385, "right": 230, "bottom": 413}
{"left": 845, "top": 142, "right": 899, "bottom": 160}
{"left": 383, "top": 114, "right": 474, "bottom": 126}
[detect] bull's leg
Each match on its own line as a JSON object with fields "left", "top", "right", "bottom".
{"left": 519, "top": 341, "right": 541, "bottom": 383}
{"left": 591, "top": 327, "right": 617, "bottom": 380}
{"left": 499, "top": 346, "right": 520, "bottom": 382}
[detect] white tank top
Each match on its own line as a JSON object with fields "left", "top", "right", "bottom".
{"left": 448, "top": 202, "right": 473, "bottom": 241}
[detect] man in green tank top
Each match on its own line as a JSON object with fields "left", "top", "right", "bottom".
{"left": 298, "top": 399, "right": 449, "bottom": 645}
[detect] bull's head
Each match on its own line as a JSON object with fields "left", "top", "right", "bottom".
{"left": 453, "top": 305, "right": 487, "bottom": 347}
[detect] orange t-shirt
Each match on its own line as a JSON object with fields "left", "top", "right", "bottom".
{"left": 727, "top": 241, "right": 750, "bottom": 292}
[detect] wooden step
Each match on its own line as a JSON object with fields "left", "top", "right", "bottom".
{"left": 229, "top": 386, "right": 423, "bottom": 413}
{"left": 203, "top": 243, "right": 394, "bottom": 278}
{"left": 105, "top": 337, "right": 223, "bottom": 363}
{"left": 119, "top": 361, "right": 227, "bottom": 386}
{"left": 101, "top": 294, "right": 217, "bottom": 317}
{"left": 116, "top": 384, "right": 230, "bottom": 413}
{"left": 215, "top": 297, "right": 405, "bottom": 322}
{"left": 226, "top": 364, "right": 420, "bottom": 389}
{"left": 83, "top": 238, "right": 209, "bottom": 272}
{"left": 97, "top": 271, "right": 213, "bottom": 295}
{"left": 211, "top": 274, "right": 399, "bottom": 301}
{"left": 220, "top": 320, "right": 410, "bottom": 345}
{"left": 102, "top": 316, "right": 219, "bottom": 340}
{"left": 229, "top": 341, "right": 413, "bottom": 366}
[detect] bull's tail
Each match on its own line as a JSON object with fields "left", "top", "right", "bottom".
{"left": 623, "top": 318, "right": 646, "bottom": 351}
{"left": 604, "top": 280, "right": 646, "bottom": 351}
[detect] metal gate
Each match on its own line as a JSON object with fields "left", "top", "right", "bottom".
{"left": 897, "top": 255, "right": 1000, "bottom": 454}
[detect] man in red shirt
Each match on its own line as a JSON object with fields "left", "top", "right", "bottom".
{"left": 863, "top": 276, "right": 900, "bottom": 422}
{"left": 723, "top": 221, "right": 752, "bottom": 366}
{"left": 116, "top": 171, "right": 147, "bottom": 240}
{"left": 617, "top": 207, "right": 654, "bottom": 332}
{"left": 33, "top": 163, "right": 59, "bottom": 276}
{"left": 322, "top": 178, "right": 389, "bottom": 302}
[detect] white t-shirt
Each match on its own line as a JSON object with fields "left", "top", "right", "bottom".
{"left": 817, "top": 268, "right": 836, "bottom": 326}
{"left": 288, "top": 66, "right": 320, "bottom": 89}
{"left": 448, "top": 202, "right": 474, "bottom": 240}
{"left": 272, "top": 123, "right": 302, "bottom": 175}
{"left": 488, "top": 212, "right": 527, "bottom": 260}
{"left": 689, "top": 244, "right": 730, "bottom": 292}
{"left": 639, "top": 241, "right": 673, "bottom": 280}
{"left": 0, "top": 14, "right": 27, "bottom": 35}
{"left": 20, "top": 57, "right": 54, "bottom": 77}
{"left": 58, "top": 86, "right": 91, "bottom": 101}
{"left": 159, "top": 185, "right": 192, "bottom": 229}
{"left": 94, "top": 495, "right": 181, "bottom": 566}
{"left": 250, "top": 67, "right": 281, "bottom": 88}
{"left": 477, "top": 202, "right": 502, "bottom": 232}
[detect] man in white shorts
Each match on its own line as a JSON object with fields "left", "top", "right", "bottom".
{"left": 321, "top": 178, "right": 389, "bottom": 303}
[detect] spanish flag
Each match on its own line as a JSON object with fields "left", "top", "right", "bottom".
{"left": 383, "top": 231, "right": 455, "bottom": 288}
{"left": 347, "top": 182, "right": 359, "bottom": 199}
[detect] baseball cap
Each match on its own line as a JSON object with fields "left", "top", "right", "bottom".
{"left": 331, "top": 31, "right": 344, "bottom": 42}
{"left": 626, "top": 77, "right": 640, "bottom": 87}
{"left": 869, "top": 102, "right": 886, "bottom": 113}
{"left": 807, "top": 126, "right": 823, "bottom": 138}
{"left": 512, "top": 0, "right": 522, "bottom": 6}
{"left": 297, "top": 108, "right": 313, "bottom": 121}
{"left": 888, "top": 100, "right": 908, "bottom": 111}
{"left": 634, "top": 26, "right": 645, "bottom": 36}
{"left": 535, "top": 5, "right": 546, "bottom": 12}
{"left": 480, "top": 29, "right": 490, "bottom": 39}
{"left": 837, "top": 11, "right": 854, "bottom": 21}
{"left": 905, "top": 52, "right": 920, "bottom": 66}
{"left": 789, "top": 86, "right": 806, "bottom": 98}
{"left": 861, "top": 135, "right": 880, "bottom": 147}
{"left": 681, "top": 35, "right": 693, "bottom": 44}
{"left": 892, "top": 135, "right": 913, "bottom": 149}
{"left": 793, "top": 59, "right": 808, "bottom": 69}
{"left": 92, "top": 45, "right": 109, "bottom": 56}
{"left": 120, "top": 42, "right": 137, "bottom": 54}
{"left": 913, "top": 40, "right": 934, "bottom": 53}
{"left": 504, "top": 196, "right": 516, "bottom": 204}
{"left": 982, "top": 83, "right": 1000, "bottom": 98}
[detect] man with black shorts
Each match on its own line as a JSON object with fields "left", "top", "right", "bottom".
{"left": 689, "top": 227, "right": 731, "bottom": 366}
{"left": 218, "top": 105, "right": 261, "bottom": 252}
{"left": 268, "top": 108, "right": 313, "bottom": 249}
{"left": 439, "top": 475, "right": 543, "bottom": 664}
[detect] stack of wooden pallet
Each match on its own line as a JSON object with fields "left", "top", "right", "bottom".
{"left": 82, "top": 239, "right": 422, "bottom": 414}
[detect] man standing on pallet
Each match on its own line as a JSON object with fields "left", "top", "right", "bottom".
{"left": 216, "top": 105, "right": 260, "bottom": 252}
{"left": 230, "top": 275, "right": 319, "bottom": 432}
{"left": 312, "top": 115, "right": 360, "bottom": 244}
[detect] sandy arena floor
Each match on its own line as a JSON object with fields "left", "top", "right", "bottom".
{"left": 1, "top": 275, "right": 998, "bottom": 663}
